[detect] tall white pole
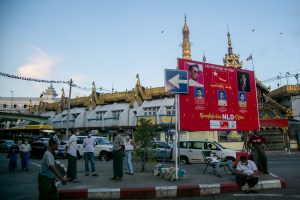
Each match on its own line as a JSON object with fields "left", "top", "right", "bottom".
{"left": 66, "top": 79, "right": 72, "bottom": 141}
{"left": 175, "top": 93, "right": 179, "bottom": 179}
{"left": 10, "top": 91, "right": 13, "bottom": 113}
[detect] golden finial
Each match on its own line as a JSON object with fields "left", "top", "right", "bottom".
{"left": 182, "top": 14, "right": 191, "bottom": 60}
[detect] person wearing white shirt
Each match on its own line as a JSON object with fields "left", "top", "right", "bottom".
{"left": 20, "top": 139, "right": 31, "bottom": 171}
{"left": 66, "top": 130, "right": 81, "bottom": 183}
{"left": 83, "top": 134, "right": 98, "bottom": 176}
{"left": 205, "top": 152, "right": 235, "bottom": 178}
{"left": 188, "top": 64, "right": 204, "bottom": 87}
{"left": 236, "top": 156, "right": 259, "bottom": 193}
{"left": 125, "top": 136, "right": 134, "bottom": 175}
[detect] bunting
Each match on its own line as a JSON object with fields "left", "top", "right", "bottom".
{"left": 0, "top": 72, "right": 69, "bottom": 84}
{"left": 0, "top": 72, "right": 111, "bottom": 92}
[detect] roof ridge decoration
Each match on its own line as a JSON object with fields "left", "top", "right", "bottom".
{"left": 262, "top": 93, "right": 292, "bottom": 116}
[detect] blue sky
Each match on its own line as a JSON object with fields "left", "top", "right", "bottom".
{"left": 1, "top": 0, "right": 300, "bottom": 98}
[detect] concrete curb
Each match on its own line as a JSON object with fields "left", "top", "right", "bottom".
{"left": 58, "top": 179, "right": 286, "bottom": 199}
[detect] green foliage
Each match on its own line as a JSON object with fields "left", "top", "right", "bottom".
{"left": 133, "top": 118, "right": 157, "bottom": 172}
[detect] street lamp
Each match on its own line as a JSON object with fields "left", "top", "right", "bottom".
{"left": 10, "top": 91, "right": 13, "bottom": 113}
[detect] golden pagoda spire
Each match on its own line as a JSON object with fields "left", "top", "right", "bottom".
{"left": 202, "top": 51, "right": 206, "bottom": 62}
{"left": 223, "top": 30, "right": 243, "bottom": 68}
{"left": 227, "top": 31, "right": 233, "bottom": 54}
{"left": 182, "top": 14, "right": 191, "bottom": 60}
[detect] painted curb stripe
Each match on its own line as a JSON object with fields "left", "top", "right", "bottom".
{"left": 58, "top": 189, "right": 88, "bottom": 199}
{"left": 177, "top": 185, "right": 200, "bottom": 197}
{"left": 120, "top": 187, "right": 156, "bottom": 199}
{"left": 58, "top": 179, "right": 285, "bottom": 199}
{"left": 88, "top": 188, "right": 120, "bottom": 199}
{"left": 279, "top": 178, "right": 287, "bottom": 188}
{"left": 156, "top": 186, "right": 177, "bottom": 198}
{"left": 220, "top": 183, "right": 241, "bottom": 193}
{"left": 199, "top": 184, "right": 221, "bottom": 195}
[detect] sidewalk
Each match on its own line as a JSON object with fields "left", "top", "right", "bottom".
{"left": 56, "top": 153, "right": 287, "bottom": 199}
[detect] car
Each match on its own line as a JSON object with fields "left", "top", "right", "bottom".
{"left": 145, "top": 141, "right": 173, "bottom": 161}
{"left": 54, "top": 143, "right": 67, "bottom": 159}
{"left": 172, "top": 140, "right": 238, "bottom": 164}
{"left": 30, "top": 141, "right": 48, "bottom": 158}
{"left": 37, "top": 137, "right": 51, "bottom": 142}
{"left": 0, "top": 139, "right": 14, "bottom": 152}
{"left": 77, "top": 136, "right": 113, "bottom": 161}
{"left": 30, "top": 141, "right": 66, "bottom": 159}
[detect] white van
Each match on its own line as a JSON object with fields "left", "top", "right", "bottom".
{"left": 172, "top": 140, "right": 239, "bottom": 164}
{"left": 77, "top": 136, "right": 113, "bottom": 161}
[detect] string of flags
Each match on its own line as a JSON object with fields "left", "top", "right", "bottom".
{"left": 0, "top": 72, "right": 111, "bottom": 92}
{"left": 0, "top": 72, "right": 69, "bottom": 84}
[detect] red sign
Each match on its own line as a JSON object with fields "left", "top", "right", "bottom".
{"left": 178, "top": 58, "right": 259, "bottom": 131}
{"left": 260, "top": 119, "right": 288, "bottom": 127}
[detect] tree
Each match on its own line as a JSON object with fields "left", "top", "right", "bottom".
{"left": 133, "top": 118, "right": 156, "bottom": 172}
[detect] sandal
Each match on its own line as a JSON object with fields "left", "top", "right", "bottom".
{"left": 114, "top": 177, "right": 122, "bottom": 182}
{"left": 72, "top": 179, "right": 81, "bottom": 183}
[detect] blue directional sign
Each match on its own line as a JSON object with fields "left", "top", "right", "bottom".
{"left": 165, "top": 69, "right": 188, "bottom": 93}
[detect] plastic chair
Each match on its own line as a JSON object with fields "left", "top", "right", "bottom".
{"left": 202, "top": 151, "right": 226, "bottom": 174}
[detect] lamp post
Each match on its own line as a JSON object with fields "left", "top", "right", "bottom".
{"left": 10, "top": 91, "right": 13, "bottom": 113}
{"left": 65, "top": 79, "right": 72, "bottom": 141}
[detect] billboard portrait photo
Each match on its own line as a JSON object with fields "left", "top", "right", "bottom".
{"left": 194, "top": 87, "right": 205, "bottom": 104}
{"left": 186, "top": 63, "right": 204, "bottom": 87}
{"left": 237, "top": 71, "right": 251, "bottom": 92}
{"left": 238, "top": 92, "right": 247, "bottom": 107}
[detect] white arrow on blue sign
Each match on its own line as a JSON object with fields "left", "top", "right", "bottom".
{"left": 165, "top": 69, "right": 188, "bottom": 93}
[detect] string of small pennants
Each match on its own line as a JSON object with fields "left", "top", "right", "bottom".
{"left": 0, "top": 72, "right": 111, "bottom": 92}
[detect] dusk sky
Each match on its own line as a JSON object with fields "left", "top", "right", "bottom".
{"left": 1, "top": 0, "right": 299, "bottom": 98}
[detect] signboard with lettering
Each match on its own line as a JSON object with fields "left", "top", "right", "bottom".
{"left": 178, "top": 58, "right": 259, "bottom": 131}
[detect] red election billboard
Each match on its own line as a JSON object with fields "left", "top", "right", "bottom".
{"left": 178, "top": 58, "right": 259, "bottom": 131}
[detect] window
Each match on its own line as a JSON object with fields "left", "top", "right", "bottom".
{"left": 96, "top": 111, "right": 105, "bottom": 119}
{"left": 77, "top": 137, "right": 85, "bottom": 145}
{"left": 218, "top": 131, "right": 244, "bottom": 142}
{"left": 72, "top": 113, "right": 79, "bottom": 118}
{"left": 191, "top": 141, "right": 203, "bottom": 149}
{"left": 219, "top": 131, "right": 227, "bottom": 141}
{"left": 179, "top": 142, "right": 188, "bottom": 148}
{"left": 165, "top": 106, "right": 175, "bottom": 115}
{"left": 143, "top": 107, "right": 159, "bottom": 116}
{"left": 112, "top": 110, "right": 122, "bottom": 119}
{"left": 204, "top": 142, "right": 218, "bottom": 150}
{"left": 3, "top": 104, "right": 7, "bottom": 108}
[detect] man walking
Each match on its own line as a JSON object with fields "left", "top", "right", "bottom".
{"left": 83, "top": 133, "right": 98, "bottom": 176}
{"left": 38, "top": 138, "right": 67, "bottom": 200}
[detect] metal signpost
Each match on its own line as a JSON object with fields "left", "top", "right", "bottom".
{"left": 164, "top": 69, "right": 188, "bottom": 179}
